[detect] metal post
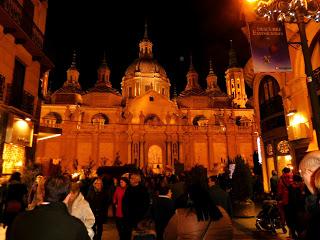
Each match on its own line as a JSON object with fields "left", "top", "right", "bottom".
{"left": 297, "top": 11, "right": 320, "bottom": 149}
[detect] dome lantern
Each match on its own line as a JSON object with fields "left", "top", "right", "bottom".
{"left": 139, "top": 22, "right": 153, "bottom": 58}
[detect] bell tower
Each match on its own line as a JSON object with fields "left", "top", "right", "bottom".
{"left": 225, "top": 40, "right": 247, "bottom": 108}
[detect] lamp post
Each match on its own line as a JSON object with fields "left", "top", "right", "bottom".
{"left": 250, "top": 0, "right": 320, "bottom": 149}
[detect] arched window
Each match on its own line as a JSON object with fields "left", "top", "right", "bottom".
{"left": 43, "top": 112, "right": 62, "bottom": 126}
{"left": 259, "top": 76, "right": 280, "bottom": 105}
{"left": 144, "top": 114, "right": 162, "bottom": 125}
{"left": 258, "top": 76, "right": 285, "bottom": 131}
{"left": 91, "top": 113, "right": 109, "bottom": 125}
{"left": 192, "top": 115, "right": 208, "bottom": 126}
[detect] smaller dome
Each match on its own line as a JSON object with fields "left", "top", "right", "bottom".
{"left": 54, "top": 83, "right": 83, "bottom": 94}
{"left": 178, "top": 88, "right": 207, "bottom": 98}
{"left": 87, "top": 85, "right": 121, "bottom": 95}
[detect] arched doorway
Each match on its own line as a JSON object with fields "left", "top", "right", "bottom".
{"left": 259, "top": 76, "right": 293, "bottom": 180}
{"left": 147, "top": 145, "right": 163, "bottom": 174}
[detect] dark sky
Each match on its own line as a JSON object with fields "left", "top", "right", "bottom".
{"left": 45, "top": 0, "right": 251, "bottom": 95}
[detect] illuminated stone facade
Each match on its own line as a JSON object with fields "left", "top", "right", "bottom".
{"left": 36, "top": 25, "right": 257, "bottom": 174}
{"left": 242, "top": 3, "right": 320, "bottom": 191}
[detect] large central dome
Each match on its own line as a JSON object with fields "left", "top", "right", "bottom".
{"left": 124, "top": 58, "right": 168, "bottom": 78}
{"left": 121, "top": 24, "right": 171, "bottom": 100}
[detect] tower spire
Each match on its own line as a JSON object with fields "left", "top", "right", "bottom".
{"left": 102, "top": 50, "right": 107, "bottom": 65}
{"left": 66, "top": 50, "right": 80, "bottom": 87}
{"left": 71, "top": 50, "right": 77, "bottom": 68}
{"left": 173, "top": 81, "right": 178, "bottom": 98}
{"left": 144, "top": 20, "right": 148, "bottom": 39}
{"left": 97, "top": 51, "right": 111, "bottom": 87}
{"left": 185, "top": 54, "right": 200, "bottom": 90}
{"left": 209, "top": 58, "right": 215, "bottom": 75}
{"left": 206, "top": 58, "right": 220, "bottom": 93}
{"left": 189, "top": 54, "right": 195, "bottom": 71}
{"left": 228, "top": 40, "right": 238, "bottom": 68}
{"left": 139, "top": 21, "right": 153, "bottom": 58}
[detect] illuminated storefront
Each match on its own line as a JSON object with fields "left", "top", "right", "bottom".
{"left": 1, "top": 114, "right": 34, "bottom": 174}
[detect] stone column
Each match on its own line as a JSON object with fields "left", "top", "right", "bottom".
{"left": 207, "top": 135, "right": 213, "bottom": 170}
{"left": 92, "top": 133, "right": 99, "bottom": 167}
{"left": 139, "top": 136, "right": 145, "bottom": 168}
{"left": 226, "top": 125, "right": 236, "bottom": 159}
{"left": 167, "top": 141, "right": 172, "bottom": 166}
{"left": 178, "top": 136, "right": 184, "bottom": 164}
{"left": 127, "top": 140, "right": 132, "bottom": 165}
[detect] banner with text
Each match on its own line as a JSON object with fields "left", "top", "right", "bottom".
{"left": 248, "top": 21, "right": 292, "bottom": 73}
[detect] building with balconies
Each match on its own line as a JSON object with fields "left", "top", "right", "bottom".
{"left": 241, "top": 1, "right": 320, "bottom": 191}
{"left": 0, "top": 0, "right": 54, "bottom": 174}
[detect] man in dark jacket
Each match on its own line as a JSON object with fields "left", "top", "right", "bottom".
{"left": 8, "top": 176, "right": 90, "bottom": 240}
{"left": 208, "top": 175, "right": 233, "bottom": 217}
{"left": 122, "top": 173, "right": 149, "bottom": 240}
{"left": 152, "top": 186, "right": 175, "bottom": 240}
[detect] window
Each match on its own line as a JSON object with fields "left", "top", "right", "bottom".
{"left": 11, "top": 59, "right": 26, "bottom": 108}
{"left": 149, "top": 96, "right": 154, "bottom": 102}
{"left": 161, "top": 88, "right": 165, "bottom": 95}
{"left": 259, "top": 76, "right": 279, "bottom": 104}
{"left": 259, "top": 76, "right": 285, "bottom": 126}
{"left": 92, "top": 113, "right": 109, "bottom": 125}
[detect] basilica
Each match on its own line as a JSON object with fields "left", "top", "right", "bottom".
{"left": 36, "top": 25, "right": 258, "bottom": 174}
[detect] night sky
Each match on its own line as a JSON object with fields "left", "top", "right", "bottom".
{"left": 44, "top": 0, "right": 251, "bottom": 96}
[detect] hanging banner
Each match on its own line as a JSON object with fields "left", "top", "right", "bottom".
{"left": 248, "top": 21, "right": 292, "bottom": 73}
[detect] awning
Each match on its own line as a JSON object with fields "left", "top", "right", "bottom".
{"left": 36, "top": 126, "right": 62, "bottom": 141}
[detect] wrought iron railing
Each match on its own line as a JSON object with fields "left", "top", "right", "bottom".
{"left": 0, "top": 0, "right": 44, "bottom": 49}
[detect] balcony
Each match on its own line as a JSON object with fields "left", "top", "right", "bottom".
{"left": 5, "top": 83, "right": 34, "bottom": 115}
{"left": 0, "top": 0, "right": 53, "bottom": 70}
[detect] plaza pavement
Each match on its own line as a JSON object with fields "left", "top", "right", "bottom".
{"left": 0, "top": 210, "right": 289, "bottom": 240}
{"left": 100, "top": 218, "right": 289, "bottom": 240}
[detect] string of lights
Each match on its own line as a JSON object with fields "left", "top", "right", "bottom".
{"left": 255, "top": 0, "right": 320, "bottom": 22}
{"left": 249, "top": 0, "right": 320, "bottom": 148}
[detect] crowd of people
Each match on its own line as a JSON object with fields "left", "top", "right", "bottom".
{"left": 0, "top": 150, "right": 320, "bottom": 239}
{"left": 269, "top": 151, "right": 320, "bottom": 239}
{"left": 0, "top": 164, "right": 234, "bottom": 240}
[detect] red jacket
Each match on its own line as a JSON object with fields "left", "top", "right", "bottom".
{"left": 113, "top": 186, "right": 126, "bottom": 218}
{"left": 277, "top": 173, "right": 293, "bottom": 206}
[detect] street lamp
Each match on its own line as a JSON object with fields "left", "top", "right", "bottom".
{"left": 249, "top": 0, "right": 320, "bottom": 148}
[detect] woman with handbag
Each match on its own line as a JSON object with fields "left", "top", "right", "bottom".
{"left": 164, "top": 166, "right": 233, "bottom": 240}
